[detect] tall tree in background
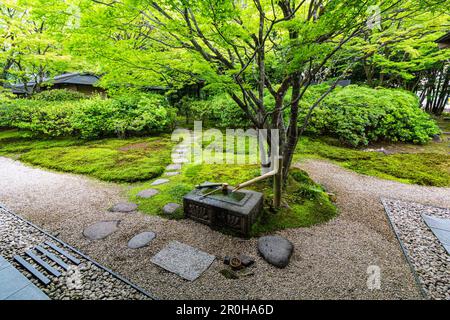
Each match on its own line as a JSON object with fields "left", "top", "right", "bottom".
{"left": 340, "top": 2, "right": 449, "bottom": 115}
{"left": 0, "top": 0, "right": 76, "bottom": 94}
{"left": 80, "top": 0, "right": 421, "bottom": 181}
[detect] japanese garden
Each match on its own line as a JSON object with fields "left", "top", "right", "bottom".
{"left": 0, "top": 0, "right": 449, "bottom": 302}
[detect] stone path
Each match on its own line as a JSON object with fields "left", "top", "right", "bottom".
{"left": 3, "top": 155, "right": 449, "bottom": 299}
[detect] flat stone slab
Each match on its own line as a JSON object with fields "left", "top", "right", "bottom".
{"left": 422, "top": 214, "right": 450, "bottom": 254}
{"left": 0, "top": 256, "right": 49, "bottom": 300}
{"left": 137, "top": 189, "right": 159, "bottom": 199}
{"left": 257, "top": 235, "right": 294, "bottom": 268}
{"left": 127, "top": 232, "right": 156, "bottom": 249}
{"left": 164, "top": 171, "right": 180, "bottom": 177}
{"left": 163, "top": 203, "right": 181, "bottom": 215}
{"left": 110, "top": 202, "right": 138, "bottom": 213}
{"left": 150, "top": 241, "right": 215, "bottom": 281}
{"left": 151, "top": 179, "right": 169, "bottom": 186}
{"left": 166, "top": 164, "right": 182, "bottom": 171}
{"left": 83, "top": 221, "right": 120, "bottom": 240}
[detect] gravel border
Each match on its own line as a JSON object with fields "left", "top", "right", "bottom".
{"left": 0, "top": 204, "right": 154, "bottom": 300}
{"left": 381, "top": 198, "right": 450, "bottom": 300}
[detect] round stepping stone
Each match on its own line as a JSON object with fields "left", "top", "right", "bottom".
{"left": 127, "top": 231, "right": 156, "bottom": 249}
{"left": 163, "top": 203, "right": 182, "bottom": 215}
{"left": 166, "top": 164, "right": 182, "bottom": 171}
{"left": 151, "top": 179, "right": 169, "bottom": 186}
{"left": 257, "top": 235, "right": 294, "bottom": 268}
{"left": 83, "top": 221, "right": 119, "bottom": 240}
{"left": 110, "top": 202, "right": 138, "bottom": 213}
{"left": 137, "top": 189, "right": 159, "bottom": 199}
{"left": 165, "top": 171, "right": 180, "bottom": 177}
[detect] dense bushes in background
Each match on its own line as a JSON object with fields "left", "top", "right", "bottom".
{"left": 0, "top": 92, "right": 176, "bottom": 138}
{"left": 179, "top": 93, "right": 251, "bottom": 128}
{"left": 297, "top": 85, "right": 440, "bottom": 146}
{"left": 31, "top": 89, "right": 87, "bottom": 101}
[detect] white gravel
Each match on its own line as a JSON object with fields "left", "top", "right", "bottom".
{"left": 381, "top": 199, "right": 450, "bottom": 300}
{"left": 1, "top": 156, "right": 443, "bottom": 299}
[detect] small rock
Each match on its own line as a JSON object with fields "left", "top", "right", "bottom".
{"left": 127, "top": 232, "right": 156, "bottom": 249}
{"left": 137, "top": 189, "right": 159, "bottom": 199}
{"left": 163, "top": 203, "right": 181, "bottom": 215}
{"left": 220, "top": 269, "right": 239, "bottom": 280}
{"left": 432, "top": 134, "right": 442, "bottom": 143}
{"left": 238, "top": 254, "right": 255, "bottom": 267}
{"left": 257, "top": 235, "right": 294, "bottom": 268}
{"left": 151, "top": 179, "right": 169, "bottom": 186}
{"left": 110, "top": 202, "right": 138, "bottom": 213}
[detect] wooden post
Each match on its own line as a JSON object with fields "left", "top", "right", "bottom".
{"left": 273, "top": 156, "right": 283, "bottom": 208}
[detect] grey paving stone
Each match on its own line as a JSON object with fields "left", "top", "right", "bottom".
{"left": 423, "top": 214, "right": 450, "bottom": 254}
{"left": 166, "top": 164, "right": 182, "bottom": 171}
{"left": 6, "top": 284, "right": 50, "bottom": 300}
{"left": 150, "top": 241, "right": 215, "bottom": 281}
{"left": 151, "top": 179, "right": 169, "bottom": 186}
{"left": 0, "top": 256, "right": 9, "bottom": 271}
{"left": 137, "top": 189, "right": 159, "bottom": 199}
{"left": 83, "top": 220, "right": 120, "bottom": 240}
{"left": 163, "top": 203, "right": 181, "bottom": 215}
{"left": 422, "top": 214, "right": 450, "bottom": 231}
{"left": 110, "top": 202, "right": 138, "bottom": 213}
{"left": 127, "top": 232, "right": 156, "bottom": 249}
{"left": 164, "top": 171, "right": 180, "bottom": 177}
{"left": 0, "top": 266, "right": 30, "bottom": 300}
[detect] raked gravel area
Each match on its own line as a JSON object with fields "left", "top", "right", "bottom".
{"left": 2, "top": 156, "right": 449, "bottom": 299}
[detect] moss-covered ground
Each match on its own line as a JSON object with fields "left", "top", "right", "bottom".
{"left": 1, "top": 119, "right": 448, "bottom": 235}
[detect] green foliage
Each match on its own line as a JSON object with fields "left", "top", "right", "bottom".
{"left": 251, "top": 168, "right": 337, "bottom": 236}
{"left": 0, "top": 93, "right": 176, "bottom": 139}
{"left": 32, "top": 89, "right": 87, "bottom": 101}
{"left": 183, "top": 93, "right": 251, "bottom": 128}
{"left": 296, "top": 137, "right": 450, "bottom": 187}
{"left": 298, "top": 85, "right": 440, "bottom": 146}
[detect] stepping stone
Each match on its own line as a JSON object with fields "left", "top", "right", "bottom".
{"left": 173, "top": 158, "right": 188, "bottom": 164}
{"left": 83, "top": 221, "right": 120, "bottom": 240}
{"left": 150, "top": 241, "right": 215, "bottom": 281}
{"left": 110, "top": 202, "right": 138, "bottom": 213}
{"left": 163, "top": 203, "right": 181, "bottom": 215}
{"left": 137, "top": 189, "right": 159, "bottom": 199}
{"left": 127, "top": 232, "right": 156, "bottom": 249}
{"left": 257, "top": 235, "right": 294, "bottom": 268}
{"left": 166, "top": 164, "right": 182, "bottom": 171}
{"left": 151, "top": 179, "right": 169, "bottom": 186}
{"left": 165, "top": 171, "right": 180, "bottom": 177}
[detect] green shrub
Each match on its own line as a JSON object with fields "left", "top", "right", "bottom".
{"left": 298, "top": 85, "right": 440, "bottom": 146}
{"left": 71, "top": 94, "right": 176, "bottom": 139}
{"left": 32, "top": 89, "right": 87, "bottom": 101}
{"left": 0, "top": 93, "right": 176, "bottom": 139}
{"left": 184, "top": 93, "right": 251, "bottom": 128}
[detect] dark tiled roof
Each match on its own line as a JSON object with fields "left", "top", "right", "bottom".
{"left": 11, "top": 73, "right": 100, "bottom": 94}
